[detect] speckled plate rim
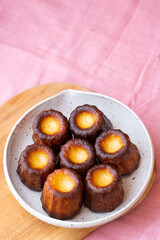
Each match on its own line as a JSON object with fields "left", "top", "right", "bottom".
{"left": 3, "top": 89, "right": 155, "bottom": 228}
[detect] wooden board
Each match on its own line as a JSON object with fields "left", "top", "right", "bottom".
{"left": 0, "top": 83, "right": 156, "bottom": 240}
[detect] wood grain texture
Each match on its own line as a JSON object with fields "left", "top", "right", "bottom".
{"left": 0, "top": 83, "right": 155, "bottom": 240}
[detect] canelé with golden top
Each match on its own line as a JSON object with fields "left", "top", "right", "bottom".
{"left": 17, "top": 144, "right": 57, "bottom": 191}
{"left": 84, "top": 164, "right": 124, "bottom": 212}
{"left": 69, "top": 104, "right": 112, "bottom": 142}
{"left": 59, "top": 138, "right": 96, "bottom": 178}
{"left": 32, "top": 109, "right": 70, "bottom": 152}
{"left": 41, "top": 168, "right": 83, "bottom": 219}
{"left": 95, "top": 129, "right": 140, "bottom": 175}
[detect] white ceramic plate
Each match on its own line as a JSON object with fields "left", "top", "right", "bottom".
{"left": 3, "top": 90, "right": 154, "bottom": 228}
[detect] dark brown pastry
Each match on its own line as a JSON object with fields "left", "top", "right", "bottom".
{"left": 69, "top": 104, "right": 112, "bottom": 142}
{"left": 32, "top": 109, "right": 71, "bottom": 153}
{"left": 95, "top": 129, "right": 140, "bottom": 175}
{"left": 59, "top": 138, "right": 96, "bottom": 178}
{"left": 102, "top": 113, "right": 113, "bottom": 131}
{"left": 84, "top": 164, "right": 124, "bottom": 212}
{"left": 41, "top": 168, "right": 83, "bottom": 219}
{"left": 17, "top": 144, "right": 57, "bottom": 191}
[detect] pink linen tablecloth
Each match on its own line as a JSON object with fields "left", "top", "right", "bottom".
{"left": 0, "top": 0, "right": 160, "bottom": 239}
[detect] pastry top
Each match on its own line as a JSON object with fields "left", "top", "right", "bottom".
{"left": 85, "top": 163, "right": 122, "bottom": 193}
{"left": 69, "top": 104, "right": 112, "bottom": 140}
{"left": 19, "top": 143, "right": 57, "bottom": 172}
{"left": 33, "top": 109, "right": 69, "bottom": 136}
{"left": 43, "top": 168, "right": 83, "bottom": 196}
{"left": 59, "top": 138, "right": 96, "bottom": 177}
{"left": 95, "top": 129, "right": 130, "bottom": 162}
{"left": 32, "top": 109, "right": 70, "bottom": 149}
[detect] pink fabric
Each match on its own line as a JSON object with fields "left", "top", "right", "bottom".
{"left": 0, "top": 0, "right": 160, "bottom": 239}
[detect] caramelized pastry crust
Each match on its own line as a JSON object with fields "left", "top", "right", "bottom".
{"left": 116, "top": 143, "right": 140, "bottom": 175}
{"left": 95, "top": 129, "right": 140, "bottom": 175}
{"left": 102, "top": 113, "right": 113, "bottom": 131}
{"left": 41, "top": 168, "right": 83, "bottom": 219}
{"left": 32, "top": 109, "right": 70, "bottom": 152}
{"left": 84, "top": 164, "right": 124, "bottom": 212}
{"left": 17, "top": 144, "right": 57, "bottom": 191}
{"left": 59, "top": 138, "right": 96, "bottom": 178}
{"left": 69, "top": 104, "right": 112, "bottom": 142}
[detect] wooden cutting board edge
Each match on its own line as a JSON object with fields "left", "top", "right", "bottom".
{"left": 0, "top": 82, "right": 156, "bottom": 240}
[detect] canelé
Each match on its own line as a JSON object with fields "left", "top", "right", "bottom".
{"left": 32, "top": 109, "right": 70, "bottom": 153}
{"left": 69, "top": 104, "right": 112, "bottom": 142}
{"left": 59, "top": 138, "right": 96, "bottom": 178}
{"left": 84, "top": 164, "right": 124, "bottom": 212}
{"left": 95, "top": 129, "right": 140, "bottom": 175}
{"left": 17, "top": 144, "right": 57, "bottom": 191}
{"left": 41, "top": 168, "right": 83, "bottom": 219}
